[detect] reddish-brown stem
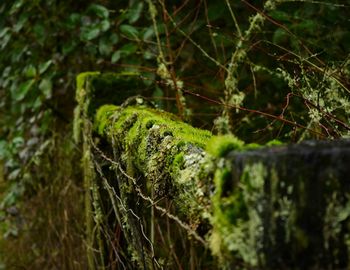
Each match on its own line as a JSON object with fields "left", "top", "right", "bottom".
{"left": 183, "top": 89, "right": 326, "bottom": 137}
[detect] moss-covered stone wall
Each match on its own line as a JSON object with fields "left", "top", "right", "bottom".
{"left": 77, "top": 72, "right": 350, "bottom": 269}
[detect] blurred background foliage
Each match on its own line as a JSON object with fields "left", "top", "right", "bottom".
{"left": 0, "top": 0, "right": 349, "bottom": 268}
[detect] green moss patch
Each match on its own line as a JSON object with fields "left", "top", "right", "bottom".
{"left": 206, "top": 135, "right": 245, "bottom": 157}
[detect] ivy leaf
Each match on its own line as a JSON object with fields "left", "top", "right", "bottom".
{"left": 143, "top": 27, "right": 154, "bottom": 41}
{"left": 0, "top": 27, "right": 10, "bottom": 38}
{"left": 143, "top": 50, "right": 153, "bottom": 60}
{"left": 270, "top": 10, "right": 290, "bottom": 22}
{"left": 67, "top": 13, "right": 81, "bottom": 28}
{"left": 99, "top": 38, "right": 113, "bottom": 56}
{"left": 39, "top": 60, "right": 52, "bottom": 75}
{"left": 111, "top": 51, "right": 121, "bottom": 63}
{"left": 12, "top": 79, "right": 35, "bottom": 101}
{"left": 33, "top": 96, "right": 42, "bottom": 109}
{"left": 39, "top": 78, "right": 52, "bottom": 99}
{"left": 128, "top": 2, "right": 144, "bottom": 24}
{"left": 62, "top": 40, "right": 77, "bottom": 55}
{"left": 88, "top": 4, "right": 109, "bottom": 19}
{"left": 207, "top": 2, "right": 225, "bottom": 21}
{"left": 13, "top": 136, "right": 24, "bottom": 147}
{"left": 33, "top": 23, "right": 45, "bottom": 44}
{"left": 9, "top": 0, "right": 24, "bottom": 15}
{"left": 119, "top": 43, "right": 138, "bottom": 55}
{"left": 23, "top": 65, "right": 36, "bottom": 78}
{"left": 120, "top": 24, "right": 139, "bottom": 39}
{"left": 100, "top": 20, "right": 110, "bottom": 32}
{"left": 273, "top": 29, "right": 288, "bottom": 44}
{"left": 109, "top": 33, "right": 119, "bottom": 45}
{"left": 0, "top": 33, "right": 11, "bottom": 50}
{"left": 80, "top": 26, "right": 100, "bottom": 41}
{"left": 0, "top": 140, "right": 7, "bottom": 159}
{"left": 8, "top": 168, "right": 21, "bottom": 181}
{"left": 13, "top": 13, "right": 28, "bottom": 33}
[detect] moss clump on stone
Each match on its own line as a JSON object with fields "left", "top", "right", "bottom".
{"left": 266, "top": 139, "right": 283, "bottom": 147}
{"left": 94, "top": 104, "right": 118, "bottom": 135}
{"left": 206, "top": 135, "right": 245, "bottom": 157}
{"left": 96, "top": 104, "right": 212, "bottom": 150}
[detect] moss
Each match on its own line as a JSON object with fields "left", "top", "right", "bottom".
{"left": 206, "top": 135, "right": 245, "bottom": 157}
{"left": 76, "top": 71, "right": 100, "bottom": 101}
{"left": 73, "top": 106, "right": 81, "bottom": 143}
{"left": 95, "top": 104, "right": 118, "bottom": 135}
{"left": 266, "top": 139, "right": 283, "bottom": 147}
{"left": 172, "top": 152, "right": 185, "bottom": 173}
{"left": 96, "top": 105, "right": 212, "bottom": 151}
{"left": 74, "top": 72, "right": 101, "bottom": 144}
{"left": 245, "top": 142, "right": 261, "bottom": 150}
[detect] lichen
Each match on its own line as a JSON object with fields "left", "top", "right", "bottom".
{"left": 210, "top": 161, "right": 267, "bottom": 268}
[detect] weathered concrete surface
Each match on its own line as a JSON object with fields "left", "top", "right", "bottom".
{"left": 212, "top": 140, "right": 350, "bottom": 269}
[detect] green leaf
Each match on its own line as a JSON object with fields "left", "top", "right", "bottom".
{"left": 207, "top": 2, "right": 225, "bottom": 21}
{"left": 39, "top": 60, "right": 52, "bottom": 75}
{"left": 13, "top": 13, "right": 28, "bottom": 32}
{"left": 111, "top": 51, "right": 121, "bottom": 63}
{"left": 13, "top": 136, "right": 24, "bottom": 147}
{"left": 88, "top": 4, "right": 109, "bottom": 18}
{"left": 67, "top": 13, "right": 81, "bottom": 27}
{"left": 128, "top": 2, "right": 144, "bottom": 24}
{"left": 0, "top": 27, "right": 10, "bottom": 38}
{"left": 33, "top": 23, "right": 45, "bottom": 40}
{"left": 120, "top": 43, "right": 138, "bottom": 55}
{"left": 0, "top": 140, "right": 7, "bottom": 159}
{"left": 273, "top": 29, "right": 288, "bottom": 44}
{"left": 8, "top": 168, "right": 21, "bottom": 181}
{"left": 33, "top": 96, "right": 42, "bottom": 109}
{"left": 23, "top": 65, "right": 36, "bottom": 78}
{"left": 12, "top": 79, "right": 35, "bottom": 101}
{"left": 0, "top": 34, "right": 11, "bottom": 50}
{"left": 120, "top": 24, "right": 139, "bottom": 39}
{"left": 99, "top": 38, "right": 113, "bottom": 56}
{"left": 109, "top": 33, "right": 119, "bottom": 45}
{"left": 62, "top": 40, "right": 77, "bottom": 55}
{"left": 39, "top": 78, "right": 52, "bottom": 99}
{"left": 143, "top": 27, "right": 154, "bottom": 41}
{"left": 143, "top": 50, "right": 154, "bottom": 60}
{"left": 81, "top": 26, "right": 100, "bottom": 41}
{"left": 100, "top": 20, "right": 110, "bottom": 32}
{"left": 10, "top": 0, "right": 24, "bottom": 15}
{"left": 270, "top": 10, "right": 290, "bottom": 22}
